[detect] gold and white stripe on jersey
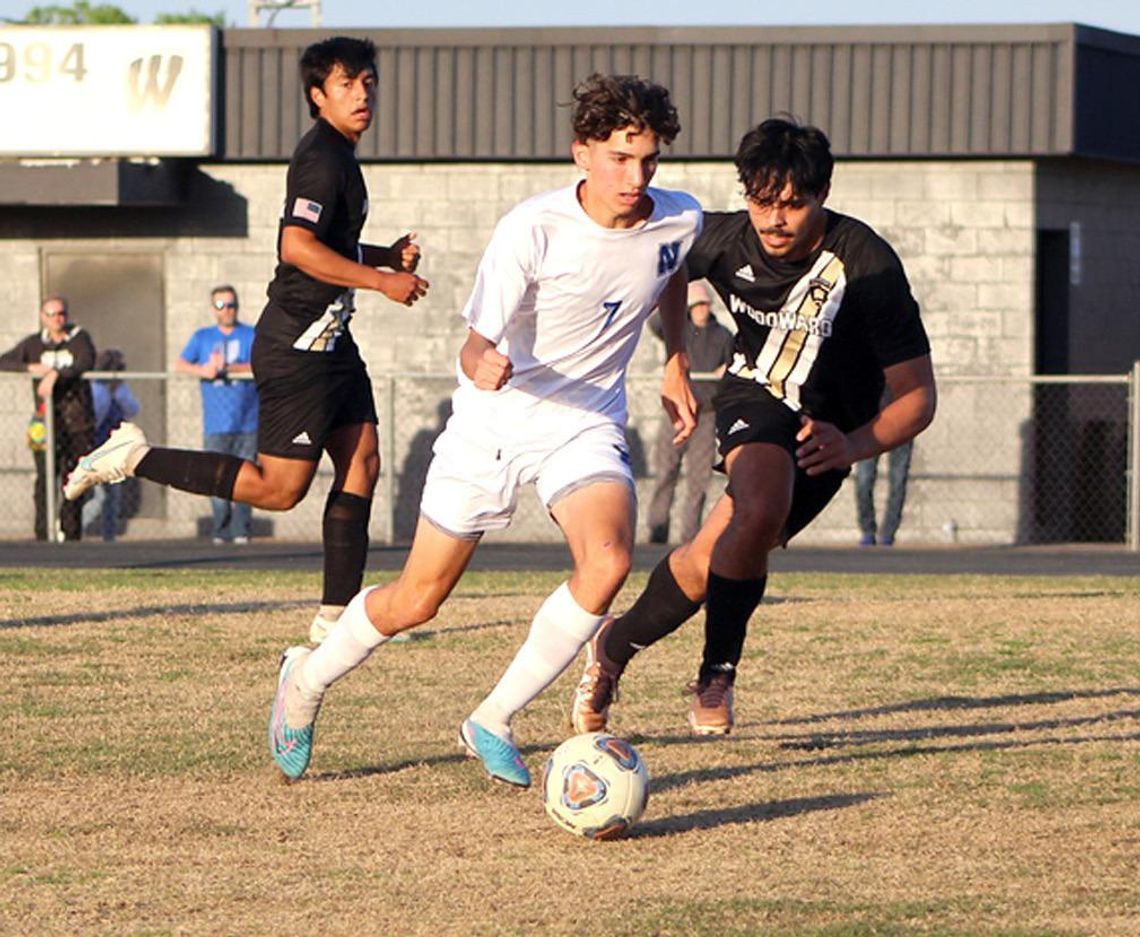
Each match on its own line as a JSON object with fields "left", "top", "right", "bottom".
{"left": 731, "top": 251, "right": 846, "bottom": 411}
{"left": 292, "top": 289, "right": 356, "bottom": 353}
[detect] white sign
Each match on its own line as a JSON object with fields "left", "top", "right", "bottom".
{"left": 0, "top": 26, "right": 215, "bottom": 157}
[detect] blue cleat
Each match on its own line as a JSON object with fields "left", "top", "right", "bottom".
{"left": 268, "top": 646, "right": 318, "bottom": 780}
{"left": 459, "top": 718, "right": 531, "bottom": 788}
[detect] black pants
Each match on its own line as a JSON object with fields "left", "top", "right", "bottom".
{"left": 33, "top": 423, "right": 94, "bottom": 541}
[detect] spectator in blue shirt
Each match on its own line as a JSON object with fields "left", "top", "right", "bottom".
{"left": 176, "top": 285, "right": 259, "bottom": 544}
{"left": 86, "top": 348, "right": 141, "bottom": 541}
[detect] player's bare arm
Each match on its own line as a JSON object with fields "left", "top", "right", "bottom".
{"left": 795, "top": 353, "right": 936, "bottom": 475}
{"left": 459, "top": 329, "right": 513, "bottom": 390}
{"left": 656, "top": 267, "right": 698, "bottom": 444}
{"left": 281, "top": 226, "right": 429, "bottom": 305}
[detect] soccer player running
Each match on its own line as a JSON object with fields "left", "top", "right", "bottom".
{"left": 570, "top": 117, "right": 937, "bottom": 737}
{"left": 269, "top": 73, "right": 703, "bottom": 787}
{"left": 63, "top": 38, "right": 428, "bottom": 639}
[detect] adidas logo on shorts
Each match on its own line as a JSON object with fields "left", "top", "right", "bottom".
{"left": 292, "top": 431, "right": 313, "bottom": 445}
{"left": 728, "top": 418, "right": 750, "bottom": 435}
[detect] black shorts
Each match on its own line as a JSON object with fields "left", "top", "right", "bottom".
{"left": 252, "top": 335, "right": 377, "bottom": 461}
{"left": 712, "top": 374, "right": 848, "bottom": 543}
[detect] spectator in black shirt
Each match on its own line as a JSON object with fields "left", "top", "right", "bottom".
{"left": 646, "top": 280, "right": 735, "bottom": 545}
{"left": 0, "top": 296, "right": 95, "bottom": 541}
{"left": 63, "top": 37, "right": 428, "bottom": 641}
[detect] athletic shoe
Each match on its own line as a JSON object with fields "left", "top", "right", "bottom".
{"left": 62, "top": 422, "right": 148, "bottom": 501}
{"left": 459, "top": 718, "right": 531, "bottom": 788}
{"left": 268, "top": 646, "right": 319, "bottom": 780}
{"left": 858, "top": 533, "right": 876, "bottom": 546}
{"left": 686, "top": 672, "right": 735, "bottom": 736}
{"left": 233, "top": 536, "right": 250, "bottom": 545}
{"left": 569, "top": 618, "right": 623, "bottom": 734}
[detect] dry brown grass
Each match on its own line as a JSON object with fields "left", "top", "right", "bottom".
{"left": 1, "top": 568, "right": 1138, "bottom": 936}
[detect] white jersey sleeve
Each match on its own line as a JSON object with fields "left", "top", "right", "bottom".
{"left": 461, "top": 207, "right": 543, "bottom": 344}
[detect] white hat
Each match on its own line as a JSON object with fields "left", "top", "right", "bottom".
{"left": 687, "top": 281, "right": 712, "bottom": 308}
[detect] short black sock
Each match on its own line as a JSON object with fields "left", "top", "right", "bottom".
{"left": 604, "top": 556, "right": 702, "bottom": 668}
{"left": 699, "top": 572, "right": 767, "bottom": 683}
{"left": 321, "top": 490, "right": 372, "bottom": 607}
{"left": 135, "top": 448, "right": 243, "bottom": 499}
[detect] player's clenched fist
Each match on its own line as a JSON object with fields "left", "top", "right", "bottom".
{"left": 390, "top": 232, "right": 422, "bottom": 272}
{"left": 472, "top": 347, "right": 512, "bottom": 390}
{"left": 380, "top": 271, "right": 429, "bottom": 306}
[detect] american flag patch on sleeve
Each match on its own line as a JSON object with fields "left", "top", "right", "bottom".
{"left": 292, "top": 198, "right": 323, "bottom": 224}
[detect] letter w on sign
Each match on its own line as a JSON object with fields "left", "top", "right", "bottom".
{"left": 127, "top": 55, "right": 184, "bottom": 113}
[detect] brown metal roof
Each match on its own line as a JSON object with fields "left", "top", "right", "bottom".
{"left": 218, "top": 23, "right": 1140, "bottom": 163}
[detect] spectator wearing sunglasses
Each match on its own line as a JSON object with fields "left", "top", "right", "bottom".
{"left": 175, "top": 285, "right": 259, "bottom": 544}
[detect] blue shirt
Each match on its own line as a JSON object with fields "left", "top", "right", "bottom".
{"left": 179, "top": 323, "right": 259, "bottom": 435}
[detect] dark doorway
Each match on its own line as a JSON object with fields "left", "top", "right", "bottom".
{"left": 1031, "top": 230, "right": 1126, "bottom": 542}
{"left": 1031, "top": 230, "right": 1070, "bottom": 542}
{"left": 42, "top": 251, "right": 166, "bottom": 523}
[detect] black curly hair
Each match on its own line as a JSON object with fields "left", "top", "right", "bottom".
{"left": 735, "top": 117, "right": 834, "bottom": 202}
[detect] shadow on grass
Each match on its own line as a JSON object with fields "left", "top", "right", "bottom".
{"left": 0, "top": 599, "right": 312, "bottom": 629}
{"left": 767, "top": 687, "right": 1140, "bottom": 725}
{"left": 771, "top": 707, "right": 1140, "bottom": 750}
{"left": 632, "top": 791, "right": 886, "bottom": 838}
{"left": 645, "top": 731, "right": 1140, "bottom": 793}
{"left": 309, "top": 736, "right": 552, "bottom": 783}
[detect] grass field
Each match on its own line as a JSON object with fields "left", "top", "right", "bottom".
{"left": 2, "top": 566, "right": 1138, "bottom": 936}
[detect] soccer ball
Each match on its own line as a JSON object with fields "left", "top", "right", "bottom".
{"left": 541, "top": 732, "right": 650, "bottom": 840}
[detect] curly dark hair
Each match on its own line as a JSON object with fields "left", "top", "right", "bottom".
{"left": 735, "top": 117, "right": 833, "bottom": 202}
{"left": 570, "top": 73, "right": 680, "bottom": 145}
{"left": 300, "top": 36, "right": 377, "bottom": 119}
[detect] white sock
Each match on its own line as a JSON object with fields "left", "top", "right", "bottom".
{"left": 317, "top": 603, "right": 345, "bottom": 622}
{"left": 470, "top": 582, "right": 604, "bottom": 736}
{"left": 299, "top": 586, "right": 387, "bottom": 696}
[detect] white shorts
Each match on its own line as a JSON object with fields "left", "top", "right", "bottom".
{"left": 419, "top": 420, "right": 634, "bottom": 538}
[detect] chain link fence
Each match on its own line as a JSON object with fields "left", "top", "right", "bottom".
{"left": 2, "top": 367, "right": 1136, "bottom": 549}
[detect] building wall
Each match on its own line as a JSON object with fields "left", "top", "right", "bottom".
{"left": 0, "top": 157, "right": 1056, "bottom": 543}
{"left": 1036, "top": 159, "right": 1140, "bottom": 375}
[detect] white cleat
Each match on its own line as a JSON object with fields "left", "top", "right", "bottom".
{"left": 63, "top": 422, "right": 149, "bottom": 501}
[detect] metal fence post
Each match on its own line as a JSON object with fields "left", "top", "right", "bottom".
{"left": 1130, "top": 361, "right": 1140, "bottom": 551}
{"left": 43, "top": 384, "right": 57, "bottom": 543}
{"left": 383, "top": 375, "right": 396, "bottom": 545}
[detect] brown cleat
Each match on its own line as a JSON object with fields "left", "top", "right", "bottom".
{"left": 569, "top": 618, "right": 624, "bottom": 734}
{"left": 687, "top": 672, "right": 735, "bottom": 736}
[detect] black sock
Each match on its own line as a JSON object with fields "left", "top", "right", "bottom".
{"left": 321, "top": 490, "right": 372, "bottom": 607}
{"left": 135, "top": 448, "right": 243, "bottom": 499}
{"left": 699, "top": 572, "right": 767, "bottom": 683}
{"left": 604, "top": 556, "right": 702, "bottom": 668}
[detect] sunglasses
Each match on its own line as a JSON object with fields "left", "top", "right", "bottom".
{"left": 43, "top": 309, "right": 67, "bottom": 317}
{"left": 213, "top": 300, "right": 238, "bottom": 310}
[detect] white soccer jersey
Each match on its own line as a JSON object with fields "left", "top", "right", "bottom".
{"left": 449, "top": 183, "right": 703, "bottom": 444}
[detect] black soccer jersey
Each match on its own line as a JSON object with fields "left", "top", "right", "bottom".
{"left": 262, "top": 118, "right": 370, "bottom": 353}
{"left": 687, "top": 209, "right": 930, "bottom": 433}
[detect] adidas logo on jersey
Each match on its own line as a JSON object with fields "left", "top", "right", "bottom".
{"left": 728, "top": 418, "right": 750, "bottom": 435}
{"left": 292, "top": 431, "right": 313, "bottom": 445}
{"left": 735, "top": 264, "right": 755, "bottom": 283}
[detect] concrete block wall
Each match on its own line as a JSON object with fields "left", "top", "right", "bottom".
{"left": 4, "top": 155, "right": 1134, "bottom": 544}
